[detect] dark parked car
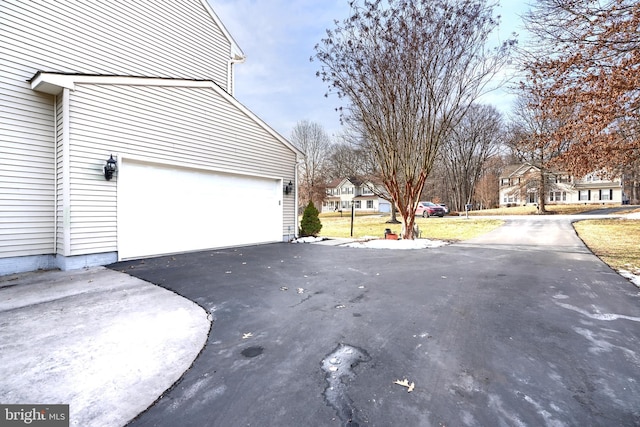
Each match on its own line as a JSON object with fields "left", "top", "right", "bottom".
{"left": 415, "top": 201, "right": 446, "bottom": 218}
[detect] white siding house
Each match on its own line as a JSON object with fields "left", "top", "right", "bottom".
{"left": 0, "top": 0, "right": 302, "bottom": 274}
{"left": 499, "top": 164, "right": 624, "bottom": 207}
{"left": 322, "top": 178, "right": 390, "bottom": 213}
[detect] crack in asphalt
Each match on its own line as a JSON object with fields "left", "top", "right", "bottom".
{"left": 321, "top": 344, "right": 370, "bottom": 427}
{"left": 290, "top": 294, "right": 312, "bottom": 308}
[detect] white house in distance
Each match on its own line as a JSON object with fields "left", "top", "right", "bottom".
{"left": 322, "top": 178, "right": 391, "bottom": 213}
{"left": 0, "top": 1, "right": 303, "bottom": 275}
{"left": 499, "top": 163, "right": 625, "bottom": 206}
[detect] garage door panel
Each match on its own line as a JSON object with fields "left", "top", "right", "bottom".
{"left": 118, "top": 160, "right": 282, "bottom": 260}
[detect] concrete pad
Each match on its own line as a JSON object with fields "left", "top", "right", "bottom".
{"left": 0, "top": 267, "right": 210, "bottom": 427}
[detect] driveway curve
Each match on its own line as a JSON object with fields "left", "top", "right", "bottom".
{"left": 111, "top": 215, "right": 640, "bottom": 427}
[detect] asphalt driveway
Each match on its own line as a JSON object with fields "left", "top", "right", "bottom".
{"left": 110, "top": 216, "right": 640, "bottom": 426}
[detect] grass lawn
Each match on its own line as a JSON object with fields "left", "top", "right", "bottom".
{"left": 467, "top": 204, "right": 638, "bottom": 216}
{"left": 316, "top": 207, "right": 640, "bottom": 283}
{"left": 573, "top": 219, "right": 640, "bottom": 276}
{"left": 317, "top": 213, "right": 504, "bottom": 241}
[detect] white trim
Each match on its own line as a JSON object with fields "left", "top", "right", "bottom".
{"left": 31, "top": 74, "right": 218, "bottom": 94}
{"left": 30, "top": 73, "right": 77, "bottom": 94}
{"left": 228, "top": 56, "right": 245, "bottom": 95}
{"left": 53, "top": 95, "right": 58, "bottom": 255}
{"left": 61, "top": 88, "right": 71, "bottom": 256}
{"left": 198, "top": 0, "right": 245, "bottom": 60}
{"left": 30, "top": 73, "right": 304, "bottom": 159}
{"left": 295, "top": 161, "right": 302, "bottom": 238}
{"left": 120, "top": 152, "right": 285, "bottom": 182}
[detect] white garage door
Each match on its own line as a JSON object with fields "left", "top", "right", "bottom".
{"left": 118, "top": 160, "right": 282, "bottom": 260}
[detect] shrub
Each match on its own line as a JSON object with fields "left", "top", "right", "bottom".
{"left": 299, "top": 201, "right": 322, "bottom": 237}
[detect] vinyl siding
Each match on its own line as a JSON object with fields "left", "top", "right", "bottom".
{"left": 55, "top": 95, "right": 64, "bottom": 255}
{"left": 1, "top": 0, "right": 233, "bottom": 85}
{"left": 0, "top": 60, "right": 55, "bottom": 257}
{"left": 0, "top": 0, "right": 295, "bottom": 260}
{"left": 65, "top": 83, "right": 296, "bottom": 255}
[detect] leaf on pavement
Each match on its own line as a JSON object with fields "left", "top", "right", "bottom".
{"left": 394, "top": 378, "right": 415, "bottom": 392}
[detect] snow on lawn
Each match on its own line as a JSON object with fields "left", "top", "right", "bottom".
{"left": 293, "top": 236, "right": 327, "bottom": 243}
{"left": 619, "top": 270, "right": 640, "bottom": 288}
{"left": 293, "top": 236, "right": 448, "bottom": 249}
{"left": 345, "top": 238, "right": 448, "bottom": 249}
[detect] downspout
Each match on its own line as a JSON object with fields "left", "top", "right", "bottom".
{"left": 52, "top": 94, "right": 58, "bottom": 255}
{"left": 227, "top": 54, "right": 246, "bottom": 96}
{"left": 61, "top": 87, "right": 71, "bottom": 256}
{"left": 295, "top": 158, "right": 303, "bottom": 238}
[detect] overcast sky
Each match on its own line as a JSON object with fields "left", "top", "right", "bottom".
{"left": 210, "top": 0, "right": 530, "bottom": 140}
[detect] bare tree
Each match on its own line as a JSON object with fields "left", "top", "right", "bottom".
{"left": 327, "top": 134, "right": 402, "bottom": 222}
{"left": 326, "top": 135, "right": 369, "bottom": 181}
{"left": 506, "top": 94, "right": 571, "bottom": 213}
{"left": 440, "top": 104, "right": 502, "bottom": 212}
{"left": 314, "top": 0, "right": 514, "bottom": 238}
{"left": 474, "top": 162, "right": 501, "bottom": 209}
{"left": 290, "top": 120, "right": 332, "bottom": 208}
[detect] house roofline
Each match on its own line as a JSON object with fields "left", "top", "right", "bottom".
{"left": 30, "top": 72, "right": 303, "bottom": 159}
{"left": 198, "top": 0, "right": 245, "bottom": 60}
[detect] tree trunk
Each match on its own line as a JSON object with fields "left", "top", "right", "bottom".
{"left": 386, "top": 205, "right": 401, "bottom": 224}
{"left": 538, "top": 170, "right": 547, "bottom": 214}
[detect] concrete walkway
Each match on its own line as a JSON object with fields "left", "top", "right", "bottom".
{"left": 0, "top": 267, "right": 210, "bottom": 427}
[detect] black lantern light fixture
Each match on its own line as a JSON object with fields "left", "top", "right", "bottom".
{"left": 104, "top": 155, "right": 117, "bottom": 180}
{"left": 284, "top": 180, "right": 293, "bottom": 195}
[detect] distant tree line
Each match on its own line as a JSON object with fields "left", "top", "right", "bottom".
{"left": 290, "top": 0, "right": 639, "bottom": 234}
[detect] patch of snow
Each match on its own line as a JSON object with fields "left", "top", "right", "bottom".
{"left": 626, "top": 212, "right": 640, "bottom": 219}
{"left": 619, "top": 270, "right": 640, "bottom": 288}
{"left": 344, "top": 238, "right": 448, "bottom": 250}
{"left": 293, "top": 236, "right": 326, "bottom": 243}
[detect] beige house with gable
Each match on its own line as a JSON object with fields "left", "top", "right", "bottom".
{"left": 0, "top": 0, "right": 302, "bottom": 275}
{"left": 499, "top": 164, "right": 625, "bottom": 207}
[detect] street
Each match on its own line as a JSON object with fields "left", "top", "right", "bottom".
{"left": 111, "top": 215, "right": 640, "bottom": 426}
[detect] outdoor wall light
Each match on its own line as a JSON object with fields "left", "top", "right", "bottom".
{"left": 284, "top": 180, "right": 293, "bottom": 195}
{"left": 104, "top": 155, "right": 117, "bottom": 180}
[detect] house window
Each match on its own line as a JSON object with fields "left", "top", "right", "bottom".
{"left": 367, "top": 200, "right": 373, "bottom": 209}
{"left": 501, "top": 178, "right": 510, "bottom": 186}
{"left": 550, "top": 191, "right": 564, "bottom": 202}
{"left": 506, "top": 194, "right": 519, "bottom": 203}
{"left": 354, "top": 200, "right": 361, "bottom": 209}
{"left": 579, "top": 190, "right": 590, "bottom": 201}
{"left": 600, "top": 189, "right": 612, "bottom": 201}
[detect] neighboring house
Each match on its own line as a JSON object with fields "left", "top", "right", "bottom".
{"left": 322, "top": 178, "right": 390, "bottom": 213}
{"left": 0, "top": 1, "right": 303, "bottom": 275}
{"left": 499, "top": 164, "right": 624, "bottom": 206}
